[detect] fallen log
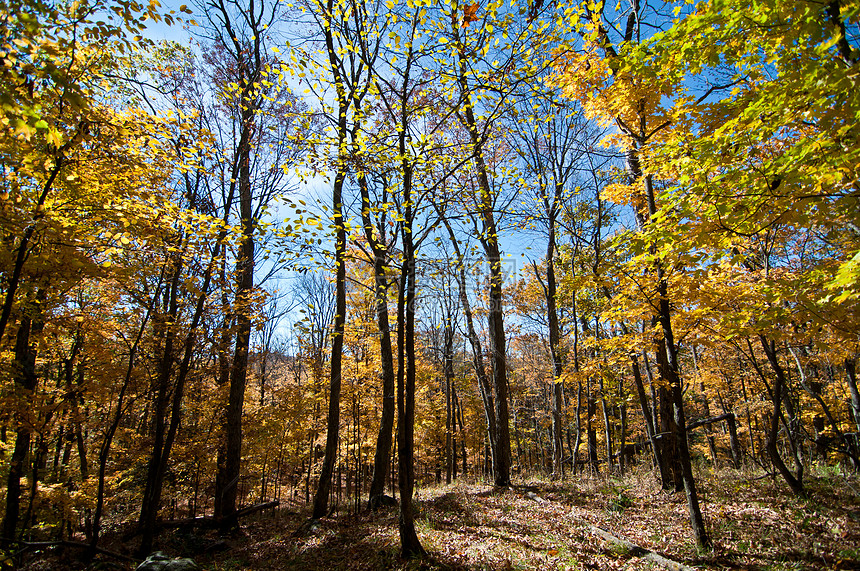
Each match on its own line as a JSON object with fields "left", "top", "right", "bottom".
{"left": 156, "top": 500, "right": 280, "bottom": 530}
{"left": 124, "top": 500, "right": 280, "bottom": 537}
{"left": 7, "top": 539, "right": 137, "bottom": 564}
{"left": 588, "top": 525, "right": 697, "bottom": 571}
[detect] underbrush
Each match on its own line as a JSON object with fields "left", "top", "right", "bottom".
{"left": 16, "top": 464, "right": 860, "bottom": 570}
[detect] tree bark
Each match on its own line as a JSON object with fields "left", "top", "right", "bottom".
{"left": 311, "top": 160, "right": 346, "bottom": 520}
{"left": 2, "top": 291, "right": 45, "bottom": 546}
{"left": 396, "top": 144, "right": 425, "bottom": 555}
{"left": 440, "top": 216, "right": 498, "bottom": 473}
{"left": 846, "top": 358, "right": 860, "bottom": 433}
{"left": 138, "top": 256, "right": 182, "bottom": 552}
{"left": 454, "top": 27, "right": 511, "bottom": 487}
{"left": 758, "top": 336, "right": 805, "bottom": 496}
{"left": 359, "top": 171, "right": 397, "bottom": 509}
{"left": 657, "top": 287, "right": 710, "bottom": 549}
{"left": 630, "top": 353, "right": 668, "bottom": 480}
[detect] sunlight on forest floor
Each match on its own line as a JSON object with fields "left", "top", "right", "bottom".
{"left": 25, "top": 465, "right": 860, "bottom": 570}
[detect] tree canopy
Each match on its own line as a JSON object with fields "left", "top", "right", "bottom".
{"left": 1, "top": 0, "right": 859, "bottom": 568}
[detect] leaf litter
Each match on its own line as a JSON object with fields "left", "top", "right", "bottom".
{"left": 21, "top": 465, "right": 860, "bottom": 570}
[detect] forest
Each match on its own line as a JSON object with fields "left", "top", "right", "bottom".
{"left": 1, "top": 0, "right": 859, "bottom": 568}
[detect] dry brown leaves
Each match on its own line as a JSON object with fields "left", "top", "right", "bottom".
{"left": 22, "top": 465, "right": 860, "bottom": 570}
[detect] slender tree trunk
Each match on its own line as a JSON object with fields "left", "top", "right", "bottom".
{"left": 572, "top": 382, "right": 582, "bottom": 476}
{"left": 358, "top": 170, "right": 397, "bottom": 509}
{"left": 571, "top": 291, "right": 582, "bottom": 476}
{"left": 138, "top": 257, "right": 182, "bottom": 552}
{"left": 618, "top": 396, "right": 628, "bottom": 473}
{"left": 443, "top": 323, "right": 455, "bottom": 485}
{"left": 759, "top": 336, "right": 805, "bottom": 496}
{"left": 90, "top": 270, "right": 161, "bottom": 558}
{"left": 454, "top": 31, "right": 511, "bottom": 487}
{"left": 63, "top": 332, "right": 89, "bottom": 481}
{"left": 214, "top": 257, "right": 232, "bottom": 519}
{"left": 630, "top": 353, "right": 667, "bottom": 480}
{"left": 692, "top": 346, "right": 718, "bottom": 468}
{"left": 737, "top": 368, "right": 756, "bottom": 462}
{"left": 0, "top": 160, "right": 62, "bottom": 343}
{"left": 632, "top": 155, "right": 710, "bottom": 546}
{"left": 440, "top": 216, "right": 498, "bottom": 473}
{"left": 534, "top": 219, "right": 565, "bottom": 478}
{"left": 2, "top": 291, "right": 45, "bottom": 546}
{"left": 456, "top": 388, "right": 468, "bottom": 477}
{"left": 219, "top": 106, "right": 256, "bottom": 529}
{"left": 725, "top": 412, "right": 742, "bottom": 469}
{"left": 312, "top": 160, "right": 346, "bottom": 520}
{"left": 657, "top": 286, "right": 710, "bottom": 549}
{"left": 656, "top": 341, "right": 683, "bottom": 491}
{"left": 779, "top": 362, "right": 804, "bottom": 478}
{"left": 397, "top": 249, "right": 425, "bottom": 557}
{"left": 600, "top": 376, "right": 614, "bottom": 472}
{"left": 846, "top": 358, "right": 860, "bottom": 433}
{"left": 586, "top": 378, "right": 599, "bottom": 475}
{"left": 138, "top": 227, "right": 223, "bottom": 552}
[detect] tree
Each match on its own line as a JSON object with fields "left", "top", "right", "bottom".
{"left": 620, "top": 0, "right": 860, "bottom": 493}
{"left": 555, "top": 0, "right": 711, "bottom": 548}
{"left": 196, "top": 0, "right": 302, "bottom": 529}
{"left": 288, "top": 0, "right": 387, "bottom": 522}
{"left": 510, "top": 87, "right": 592, "bottom": 477}
{"left": 0, "top": 0, "right": 180, "bottom": 547}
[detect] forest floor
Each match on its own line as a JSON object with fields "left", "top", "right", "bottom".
{"left": 22, "top": 464, "right": 860, "bottom": 570}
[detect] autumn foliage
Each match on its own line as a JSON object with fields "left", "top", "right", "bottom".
{"left": 1, "top": 0, "right": 859, "bottom": 568}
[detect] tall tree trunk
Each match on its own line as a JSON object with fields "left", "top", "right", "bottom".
{"left": 392, "top": 47, "right": 426, "bottom": 551}
{"left": 572, "top": 382, "right": 582, "bottom": 476}
{"left": 138, "top": 256, "right": 182, "bottom": 552}
{"left": 692, "top": 346, "right": 719, "bottom": 467}
{"left": 0, "top": 160, "right": 62, "bottom": 343}
{"left": 630, "top": 352, "right": 667, "bottom": 481}
{"left": 618, "top": 394, "right": 628, "bottom": 473}
{"left": 397, "top": 243, "right": 425, "bottom": 557}
{"left": 645, "top": 242, "right": 710, "bottom": 548}
{"left": 91, "top": 270, "right": 161, "bottom": 558}
{"left": 359, "top": 171, "right": 397, "bottom": 509}
{"left": 639, "top": 156, "right": 709, "bottom": 546}
{"left": 139, "top": 245, "right": 223, "bottom": 551}
{"left": 533, "top": 220, "right": 564, "bottom": 478}
{"left": 218, "top": 104, "right": 256, "bottom": 529}
{"left": 454, "top": 30, "right": 511, "bottom": 487}
{"left": 586, "top": 378, "right": 599, "bottom": 475}
{"left": 737, "top": 368, "right": 757, "bottom": 461}
{"left": 443, "top": 323, "right": 455, "bottom": 485}
{"left": 2, "top": 291, "right": 45, "bottom": 546}
{"left": 725, "top": 411, "right": 742, "bottom": 469}
{"left": 483, "top": 222, "right": 512, "bottom": 488}
{"left": 312, "top": 159, "right": 346, "bottom": 520}
{"left": 456, "top": 387, "right": 468, "bottom": 477}
{"left": 779, "top": 362, "right": 804, "bottom": 478}
{"left": 440, "top": 216, "right": 498, "bottom": 473}
{"left": 846, "top": 358, "right": 860, "bottom": 433}
{"left": 214, "top": 257, "right": 232, "bottom": 520}
{"left": 759, "top": 336, "right": 805, "bottom": 496}
{"left": 657, "top": 284, "right": 710, "bottom": 549}
{"left": 656, "top": 341, "right": 682, "bottom": 491}
{"left": 599, "top": 375, "right": 614, "bottom": 472}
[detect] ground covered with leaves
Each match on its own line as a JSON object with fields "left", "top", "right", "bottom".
{"left": 21, "top": 465, "right": 860, "bottom": 570}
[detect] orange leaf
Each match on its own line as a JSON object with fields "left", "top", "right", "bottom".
{"left": 463, "top": 3, "right": 479, "bottom": 26}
